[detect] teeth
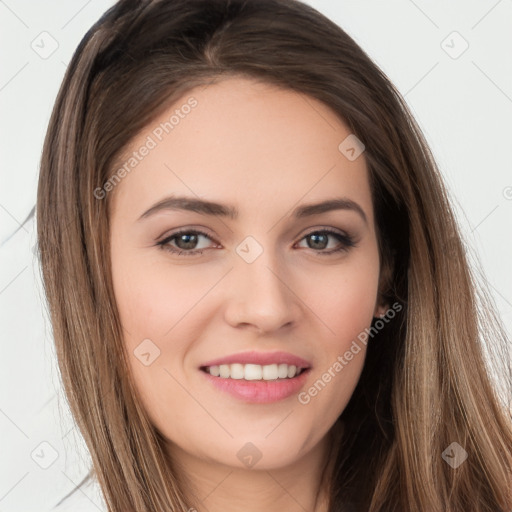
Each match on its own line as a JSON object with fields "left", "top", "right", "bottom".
{"left": 205, "top": 363, "right": 303, "bottom": 380}
{"left": 230, "top": 363, "right": 244, "bottom": 379}
{"left": 278, "top": 363, "right": 288, "bottom": 378}
{"left": 262, "top": 364, "right": 278, "bottom": 380}
{"left": 245, "top": 364, "right": 262, "bottom": 380}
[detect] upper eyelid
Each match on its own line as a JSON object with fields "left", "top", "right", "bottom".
{"left": 160, "top": 228, "right": 216, "bottom": 243}
{"left": 159, "top": 226, "right": 353, "bottom": 247}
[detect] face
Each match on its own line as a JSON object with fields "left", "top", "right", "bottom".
{"left": 109, "top": 76, "right": 385, "bottom": 472}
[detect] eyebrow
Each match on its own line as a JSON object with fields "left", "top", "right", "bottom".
{"left": 138, "top": 195, "right": 368, "bottom": 225}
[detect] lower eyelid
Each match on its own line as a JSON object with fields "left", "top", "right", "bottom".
{"left": 159, "top": 231, "right": 215, "bottom": 252}
{"left": 158, "top": 229, "right": 355, "bottom": 255}
{"left": 296, "top": 231, "right": 355, "bottom": 252}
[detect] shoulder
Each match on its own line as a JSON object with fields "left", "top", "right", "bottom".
{"left": 51, "top": 476, "right": 107, "bottom": 512}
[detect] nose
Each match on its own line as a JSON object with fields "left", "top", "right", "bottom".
{"left": 223, "top": 249, "right": 302, "bottom": 334}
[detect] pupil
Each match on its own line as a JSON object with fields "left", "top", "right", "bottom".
{"left": 177, "top": 234, "right": 197, "bottom": 249}
{"left": 174, "top": 233, "right": 329, "bottom": 251}
{"left": 309, "top": 233, "right": 327, "bottom": 249}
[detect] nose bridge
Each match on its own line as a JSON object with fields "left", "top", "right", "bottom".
{"left": 224, "top": 236, "right": 300, "bottom": 332}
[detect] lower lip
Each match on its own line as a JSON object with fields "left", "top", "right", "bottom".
{"left": 200, "top": 369, "right": 310, "bottom": 403}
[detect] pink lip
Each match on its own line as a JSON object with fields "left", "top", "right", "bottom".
{"left": 200, "top": 350, "right": 311, "bottom": 369}
{"left": 200, "top": 368, "right": 311, "bottom": 403}
{"left": 199, "top": 351, "right": 312, "bottom": 404}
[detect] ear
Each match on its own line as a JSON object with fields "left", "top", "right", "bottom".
{"left": 373, "top": 302, "right": 388, "bottom": 319}
{"left": 374, "top": 244, "right": 394, "bottom": 318}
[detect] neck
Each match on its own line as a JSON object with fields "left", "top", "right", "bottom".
{"left": 167, "top": 431, "right": 336, "bottom": 512}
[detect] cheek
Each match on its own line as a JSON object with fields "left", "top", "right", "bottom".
{"left": 293, "top": 248, "right": 380, "bottom": 413}
{"left": 301, "top": 248, "right": 381, "bottom": 348}
{"left": 110, "top": 245, "right": 220, "bottom": 404}
{"left": 110, "top": 249, "right": 208, "bottom": 430}
{"left": 111, "top": 249, "right": 213, "bottom": 342}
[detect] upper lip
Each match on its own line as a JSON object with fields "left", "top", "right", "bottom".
{"left": 200, "top": 350, "right": 311, "bottom": 369}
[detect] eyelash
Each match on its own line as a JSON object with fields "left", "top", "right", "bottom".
{"left": 156, "top": 228, "right": 356, "bottom": 257}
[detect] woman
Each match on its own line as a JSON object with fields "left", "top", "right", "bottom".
{"left": 37, "top": 0, "right": 512, "bottom": 510}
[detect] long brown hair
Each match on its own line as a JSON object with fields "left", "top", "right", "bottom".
{"left": 36, "top": 0, "right": 512, "bottom": 510}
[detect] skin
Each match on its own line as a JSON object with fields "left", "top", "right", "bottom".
{"left": 109, "top": 76, "right": 386, "bottom": 512}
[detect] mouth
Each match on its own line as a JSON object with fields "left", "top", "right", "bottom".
{"left": 198, "top": 351, "right": 312, "bottom": 403}
{"left": 200, "top": 363, "right": 308, "bottom": 380}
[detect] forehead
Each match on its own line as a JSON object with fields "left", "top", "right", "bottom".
{"left": 109, "top": 76, "right": 373, "bottom": 224}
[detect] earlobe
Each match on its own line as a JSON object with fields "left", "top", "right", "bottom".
{"left": 373, "top": 302, "right": 389, "bottom": 319}
{"left": 375, "top": 249, "right": 394, "bottom": 319}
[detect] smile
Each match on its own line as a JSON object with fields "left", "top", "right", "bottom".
{"left": 202, "top": 363, "right": 307, "bottom": 380}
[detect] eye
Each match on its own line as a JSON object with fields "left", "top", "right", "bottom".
{"left": 157, "top": 229, "right": 218, "bottom": 256}
{"left": 157, "top": 228, "right": 356, "bottom": 257}
{"left": 295, "top": 229, "right": 356, "bottom": 255}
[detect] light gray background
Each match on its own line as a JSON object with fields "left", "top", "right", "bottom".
{"left": 1, "top": 1, "right": 511, "bottom": 510}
